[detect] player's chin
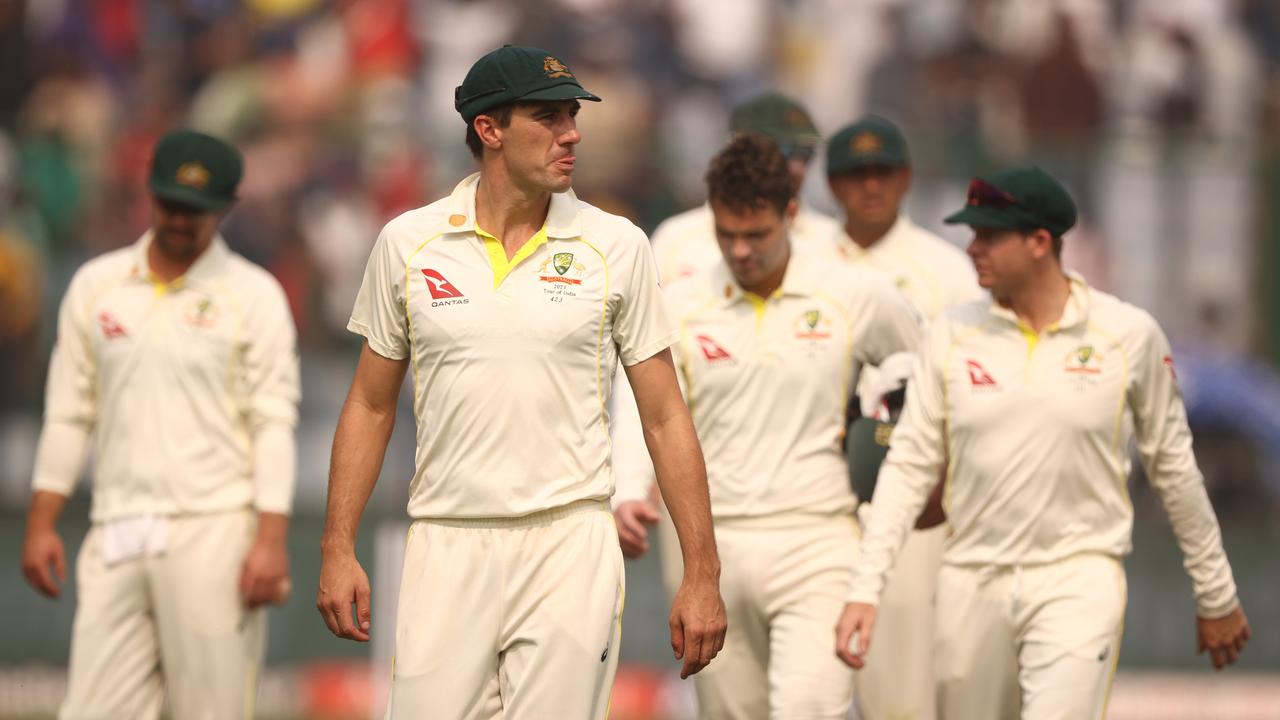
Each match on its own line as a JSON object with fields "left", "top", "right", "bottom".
{"left": 546, "top": 171, "right": 574, "bottom": 192}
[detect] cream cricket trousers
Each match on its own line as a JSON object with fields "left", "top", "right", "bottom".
{"left": 387, "top": 499, "right": 624, "bottom": 720}
{"left": 934, "top": 553, "right": 1126, "bottom": 720}
{"left": 854, "top": 505, "right": 943, "bottom": 720}
{"left": 690, "top": 513, "right": 858, "bottom": 720}
{"left": 60, "top": 509, "right": 264, "bottom": 720}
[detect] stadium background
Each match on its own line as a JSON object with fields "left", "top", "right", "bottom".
{"left": 0, "top": 0, "right": 1278, "bottom": 717}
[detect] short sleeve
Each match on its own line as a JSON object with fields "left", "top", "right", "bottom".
{"left": 348, "top": 227, "right": 410, "bottom": 360}
{"left": 612, "top": 228, "right": 678, "bottom": 367}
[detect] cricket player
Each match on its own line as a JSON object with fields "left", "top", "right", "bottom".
{"left": 618, "top": 133, "right": 921, "bottom": 718}
{"left": 826, "top": 115, "right": 980, "bottom": 720}
{"left": 612, "top": 93, "right": 841, "bottom": 598}
{"left": 19, "top": 129, "right": 300, "bottom": 720}
{"left": 646, "top": 92, "right": 842, "bottom": 284}
{"left": 836, "top": 166, "right": 1251, "bottom": 719}
{"left": 315, "top": 45, "right": 726, "bottom": 719}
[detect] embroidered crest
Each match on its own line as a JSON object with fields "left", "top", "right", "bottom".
{"left": 544, "top": 57, "right": 573, "bottom": 79}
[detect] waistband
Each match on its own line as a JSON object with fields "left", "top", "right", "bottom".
{"left": 412, "top": 499, "right": 608, "bottom": 529}
{"left": 713, "top": 510, "right": 856, "bottom": 531}
{"left": 943, "top": 550, "right": 1122, "bottom": 572}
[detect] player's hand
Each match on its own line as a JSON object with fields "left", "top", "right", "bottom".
{"left": 317, "top": 549, "right": 372, "bottom": 642}
{"left": 614, "top": 500, "right": 660, "bottom": 558}
{"left": 835, "top": 601, "right": 877, "bottom": 669}
{"left": 669, "top": 575, "right": 727, "bottom": 679}
{"left": 240, "top": 536, "right": 290, "bottom": 609}
{"left": 1197, "top": 606, "right": 1250, "bottom": 670}
{"left": 20, "top": 525, "right": 67, "bottom": 599}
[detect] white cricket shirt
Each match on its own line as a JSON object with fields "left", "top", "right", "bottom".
{"left": 847, "top": 276, "right": 1240, "bottom": 618}
{"left": 835, "top": 215, "right": 981, "bottom": 321}
{"left": 653, "top": 249, "right": 920, "bottom": 518}
{"left": 348, "top": 174, "right": 676, "bottom": 519}
{"left": 32, "top": 233, "right": 300, "bottom": 520}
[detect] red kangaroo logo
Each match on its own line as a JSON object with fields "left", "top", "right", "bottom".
{"left": 422, "top": 269, "right": 465, "bottom": 300}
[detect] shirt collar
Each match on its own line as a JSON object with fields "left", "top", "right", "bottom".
{"left": 842, "top": 214, "right": 910, "bottom": 258}
{"left": 443, "top": 172, "right": 584, "bottom": 239}
{"left": 128, "top": 231, "right": 231, "bottom": 287}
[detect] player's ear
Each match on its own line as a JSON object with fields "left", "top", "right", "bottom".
{"left": 473, "top": 115, "right": 503, "bottom": 152}
{"left": 1029, "top": 228, "right": 1055, "bottom": 260}
{"left": 783, "top": 198, "right": 799, "bottom": 227}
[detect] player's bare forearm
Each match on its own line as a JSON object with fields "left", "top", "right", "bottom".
{"left": 624, "top": 350, "right": 726, "bottom": 676}
{"left": 26, "top": 490, "right": 68, "bottom": 532}
{"left": 320, "top": 343, "right": 406, "bottom": 555}
{"left": 647, "top": 414, "right": 718, "bottom": 579}
{"left": 322, "top": 396, "right": 396, "bottom": 554}
{"left": 318, "top": 343, "right": 405, "bottom": 642}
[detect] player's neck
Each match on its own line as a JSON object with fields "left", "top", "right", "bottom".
{"left": 147, "top": 237, "right": 207, "bottom": 283}
{"left": 844, "top": 214, "right": 897, "bottom": 250}
{"left": 475, "top": 171, "right": 551, "bottom": 258}
{"left": 1000, "top": 267, "right": 1071, "bottom": 333}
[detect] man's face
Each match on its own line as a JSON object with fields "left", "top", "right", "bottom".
{"left": 494, "top": 100, "right": 581, "bottom": 194}
{"left": 150, "top": 196, "right": 221, "bottom": 262}
{"left": 711, "top": 199, "right": 796, "bottom": 292}
{"left": 966, "top": 227, "right": 1036, "bottom": 295}
{"left": 827, "top": 165, "right": 911, "bottom": 227}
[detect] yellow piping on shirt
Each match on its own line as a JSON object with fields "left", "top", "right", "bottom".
{"left": 1088, "top": 323, "right": 1132, "bottom": 514}
{"left": 210, "top": 278, "right": 251, "bottom": 461}
{"left": 676, "top": 297, "right": 721, "bottom": 414}
{"left": 148, "top": 273, "right": 186, "bottom": 297}
{"left": 814, "top": 291, "right": 855, "bottom": 412}
{"left": 744, "top": 292, "right": 768, "bottom": 335}
{"left": 1018, "top": 321, "right": 1039, "bottom": 358}
{"left": 81, "top": 271, "right": 137, "bottom": 420}
{"left": 402, "top": 232, "right": 447, "bottom": 453}
{"left": 576, "top": 238, "right": 610, "bottom": 439}
{"left": 940, "top": 321, "right": 990, "bottom": 518}
{"left": 476, "top": 225, "right": 548, "bottom": 288}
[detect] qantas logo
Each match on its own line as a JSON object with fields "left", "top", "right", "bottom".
{"left": 966, "top": 359, "right": 997, "bottom": 388}
{"left": 695, "top": 335, "right": 733, "bottom": 362}
{"left": 421, "top": 269, "right": 469, "bottom": 307}
{"left": 98, "top": 311, "right": 128, "bottom": 340}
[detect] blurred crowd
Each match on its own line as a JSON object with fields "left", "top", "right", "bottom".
{"left": 2, "top": 0, "right": 1280, "bottom": 419}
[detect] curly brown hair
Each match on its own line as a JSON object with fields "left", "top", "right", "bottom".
{"left": 705, "top": 133, "right": 795, "bottom": 215}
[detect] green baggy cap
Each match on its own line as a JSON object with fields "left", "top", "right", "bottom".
{"left": 455, "top": 45, "right": 601, "bottom": 123}
{"left": 729, "top": 92, "right": 820, "bottom": 147}
{"left": 148, "top": 130, "right": 243, "bottom": 211}
{"left": 944, "top": 166, "right": 1077, "bottom": 237}
{"left": 826, "top": 115, "right": 910, "bottom": 174}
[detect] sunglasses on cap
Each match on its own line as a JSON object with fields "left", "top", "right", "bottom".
{"left": 775, "top": 141, "right": 815, "bottom": 164}
{"left": 966, "top": 178, "right": 1019, "bottom": 209}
